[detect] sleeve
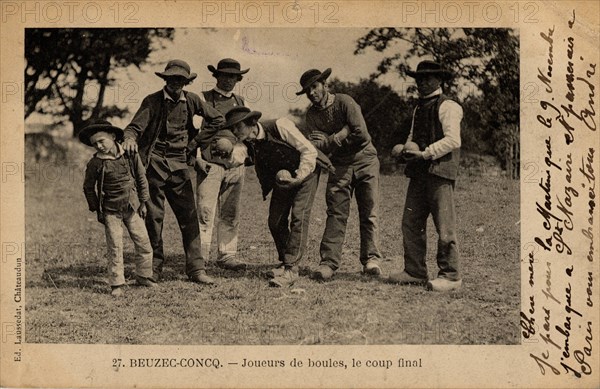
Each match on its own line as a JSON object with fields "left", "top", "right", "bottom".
{"left": 124, "top": 95, "right": 152, "bottom": 142}
{"left": 275, "top": 117, "right": 317, "bottom": 180}
{"left": 189, "top": 99, "right": 225, "bottom": 151}
{"left": 422, "top": 100, "right": 463, "bottom": 160}
{"left": 83, "top": 159, "right": 100, "bottom": 212}
{"left": 340, "top": 95, "right": 370, "bottom": 147}
{"left": 133, "top": 154, "right": 150, "bottom": 203}
{"left": 228, "top": 142, "right": 249, "bottom": 167}
{"left": 305, "top": 110, "right": 332, "bottom": 153}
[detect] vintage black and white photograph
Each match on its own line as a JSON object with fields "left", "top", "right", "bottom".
{"left": 22, "top": 26, "right": 521, "bottom": 346}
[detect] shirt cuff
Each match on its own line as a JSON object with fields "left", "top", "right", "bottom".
{"left": 295, "top": 167, "right": 311, "bottom": 181}
{"left": 423, "top": 148, "right": 434, "bottom": 160}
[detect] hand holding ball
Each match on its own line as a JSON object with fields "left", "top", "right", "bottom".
{"left": 402, "top": 141, "right": 421, "bottom": 160}
{"left": 391, "top": 144, "right": 405, "bottom": 158}
{"left": 276, "top": 169, "right": 293, "bottom": 184}
{"left": 276, "top": 170, "right": 302, "bottom": 188}
{"left": 212, "top": 138, "right": 233, "bottom": 158}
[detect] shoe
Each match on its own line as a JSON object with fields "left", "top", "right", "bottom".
{"left": 363, "top": 259, "right": 382, "bottom": 277}
{"left": 189, "top": 271, "right": 216, "bottom": 285}
{"left": 426, "top": 277, "right": 462, "bottom": 291}
{"left": 216, "top": 257, "right": 247, "bottom": 271}
{"left": 150, "top": 271, "right": 161, "bottom": 283}
{"left": 269, "top": 268, "right": 299, "bottom": 288}
{"left": 110, "top": 285, "right": 125, "bottom": 297}
{"left": 267, "top": 264, "right": 285, "bottom": 278}
{"left": 312, "top": 265, "right": 334, "bottom": 281}
{"left": 388, "top": 270, "right": 428, "bottom": 285}
{"left": 136, "top": 275, "right": 158, "bottom": 287}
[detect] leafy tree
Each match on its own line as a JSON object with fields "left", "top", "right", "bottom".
{"left": 355, "top": 28, "right": 519, "bottom": 167}
{"left": 25, "top": 28, "right": 174, "bottom": 136}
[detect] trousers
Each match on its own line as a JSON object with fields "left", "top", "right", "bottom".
{"left": 268, "top": 170, "right": 320, "bottom": 267}
{"left": 320, "top": 151, "right": 382, "bottom": 270}
{"left": 196, "top": 164, "right": 245, "bottom": 262}
{"left": 146, "top": 159, "right": 204, "bottom": 279}
{"left": 402, "top": 175, "right": 460, "bottom": 280}
{"left": 104, "top": 208, "right": 153, "bottom": 286}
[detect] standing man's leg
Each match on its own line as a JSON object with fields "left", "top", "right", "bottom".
{"left": 284, "top": 170, "right": 320, "bottom": 265}
{"left": 270, "top": 170, "right": 320, "bottom": 287}
{"left": 389, "top": 177, "right": 430, "bottom": 284}
{"left": 166, "top": 169, "right": 209, "bottom": 281}
{"left": 145, "top": 166, "right": 168, "bottom": 281}
{"left": 354, "top": 156, "right": 383, "bottom": 273}
{"left": 216, "top": 165, "right": 246, "bottom": 269}
{"left": 196, "top": 163, "right": 223, "bottom": 263}
{"left": 427, "top": 176, "right": 461, "bottom": 290}
{"left": 317, "top": 165, "right": 353, "bottom": 278}
{"left": 268, "top": 185, "right": 294, "bottom": 265}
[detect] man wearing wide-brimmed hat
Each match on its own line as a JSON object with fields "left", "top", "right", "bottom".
{"left": 195, "top": 58, "right": 251, "bottom": 271}
{"left": 122, "top": 59, "right": 225, "bottom": 285}
{"left": 389, "top": 60, "right": 463, "bottom": 292}
{"left": 225, "top": 106, "right": 334, "bottom": 288}
{"left": 298, "top": 68, "right": 384, "bottom": 281}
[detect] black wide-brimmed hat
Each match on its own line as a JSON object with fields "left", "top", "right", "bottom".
{"left": 208, "top": 58, "right": 249, "bottom": 76}
{"left": 155, "top": 59, "right": 197, "bottom": 81}
{"left": 78, "top": 120, "right": 124, "bottom": 146}
{"left": 296, "top": 68, "right": 332, "bottom": 95}
{"left": 224, "top": 106, "right": 262, "bottom": 129}
{"left": 406, "top": 60, "right": 453, "bottom": 80}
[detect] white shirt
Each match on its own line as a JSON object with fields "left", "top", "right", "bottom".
{"left": 408, "top": 88, "right": 462, "bottom": 160}
{"left": 163, "top": 88, "right": 186, "bottom": 102}
{"left": 256, "top": 117, "right": 317, "bottom": 180}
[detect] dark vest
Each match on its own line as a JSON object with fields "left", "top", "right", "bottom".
{"left": 404, "top": 94, "right": 461, "bottom": 180}
{"left": 248, "top": 120, "right": 333, "bottom": 199}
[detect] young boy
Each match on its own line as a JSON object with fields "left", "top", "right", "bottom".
{"left": 80, "top": 120, "right": 156, "bottom": 297}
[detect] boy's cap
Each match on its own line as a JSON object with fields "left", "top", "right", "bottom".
{"left": 78, "top": 120, "right": 124, "bottom": 146}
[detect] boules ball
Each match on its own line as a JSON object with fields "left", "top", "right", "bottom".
{"left": 276, "top": 169, "right": 292, "bottom": 183}
{"left": 214, "top": 138, "right": 234, "bottom": 155}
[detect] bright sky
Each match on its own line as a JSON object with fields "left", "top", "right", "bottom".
{"left": 106, "top": 27, "right": 421, "bottom": 127}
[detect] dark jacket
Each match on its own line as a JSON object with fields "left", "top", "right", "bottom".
{"left": 123, "top": 89, "right": 225, "bottom": 167}
{"left": 83, "top": 150, "right": 149, "bottom": 214}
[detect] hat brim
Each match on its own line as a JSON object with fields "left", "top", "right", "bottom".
{"left": 225, "top": 111, "right": 262, "bottom": 129}
{"left": 208, "top": 65, "right": 249, "bottom": 75}
{"left": 155, "top": 71, "right": 197, "bottom": 81}
{"left": 406, "top": 69, "right": 453, "bottom": 80}
{"left": 79, "top": 124, "right": 124, "bottom": 146}
{"left": 296, "top": 68, "right": 332, "bottom": 95}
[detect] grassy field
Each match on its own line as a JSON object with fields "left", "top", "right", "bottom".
{"left": 25, "top": 140, "right": 520, "bottom": 345}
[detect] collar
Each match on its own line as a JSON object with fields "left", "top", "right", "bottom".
{"left": 312, "top": 92, "right": 335, "bottom": 110}
{"left": 255, "top": 122, "right": 266, "bottom": 140}
{"left": 163, "top": 88, "right": 187, "bottom": 102}
{"left": 95, "top": 143, "right": 125, "bottom": 160}
{"left": 420, "top": 88, "right": 442, "bottom": 99}
{"left": 213, "top": 87, "right": 235, "bottom": 98}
